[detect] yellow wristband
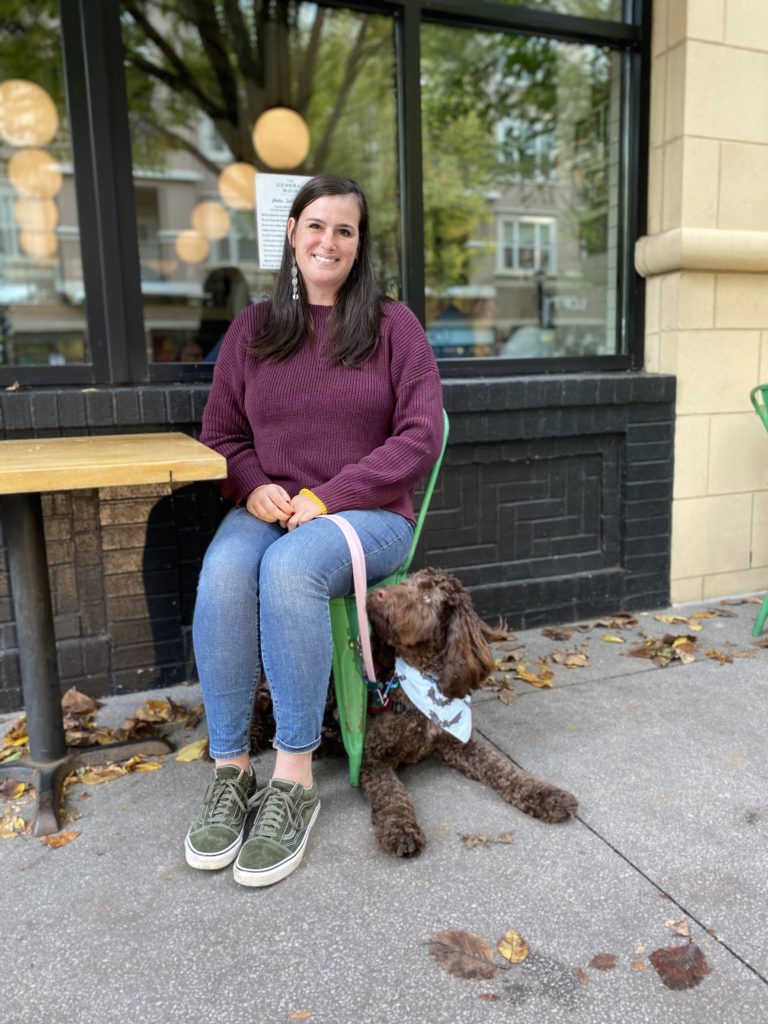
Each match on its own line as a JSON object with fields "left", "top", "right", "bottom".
{"left": 299, "top": 488, "right": 328, "bottom": 515}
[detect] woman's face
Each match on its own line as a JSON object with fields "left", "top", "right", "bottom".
{"left": 287, "top": 193, "right": 361, "bottom": 305}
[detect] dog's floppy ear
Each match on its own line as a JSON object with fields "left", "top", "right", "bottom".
{"left": 439, "top": 591, "right": 497, "bottom": 699}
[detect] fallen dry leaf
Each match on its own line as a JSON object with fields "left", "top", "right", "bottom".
{"left": 497, "top": 929, "right": 529, "bottom": 964}
{"left": 61, "top": 687, "right": 100, "bottom": 715}
{"left": 175, "top": 737, "right": 209, "bottom": 762}
{"left": 602, "top": 634, "right": 625, "bottom": 644}
{"left": 0, "top": 810, "right": 30, "bottom": 839}
{"left": 705, "top": 649, "right": 734, "bottom": 665}
{"left": 595, "top": 613, "right": 637, "bottom": 629}
{"left": 427, "top": 930, "right": 499, "bottom": 980}
{"left": 655, "top": 614, "right": 703, "bottom": 632}
{"left": 288, "top": 1013, "right": 312, "bottom": 1021}
{"left": 552, "top": 651, "right": 589, "bottom": 668}
{"left": 499, "top": 688, "right": 518, "bottom": 706}
{"left": 459, "top": 831, "right": 514, "bottom": 849}
{"left": 572, "top": 967, "right": 589, "bottom": 986}
{"left": 665, "top": 918, "right": 690, "bottom": 938}
{"left": 631, "top": 961, "right": 648, "bottom": 970}
{"left": 479, "top": 993, "right": 501, "bottom": 1002}
{"left": 0, "top": 779, "right": 29, "bottom": 802}
{"left": 515, "top": 663, "right": 554, "bottom": 688}
{"left": 41, "top": 830, "right": 80, "bottom": 849}
{"left": 589, "top": 953, "right": 618, "bottom": 971}
{"left": 649, "top": 943, "right": 711, "bottom": 991}
{"left": 542, "top": 626, "right": 573, "bottom": 641}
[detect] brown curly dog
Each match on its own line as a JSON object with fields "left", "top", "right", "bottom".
{"left": 363, "top": 567, "right": 578, "bottom": 857}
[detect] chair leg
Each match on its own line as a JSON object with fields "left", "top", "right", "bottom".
{"left": 752, "top": 593, "right": 768, "bottom": 637}
{"left": 329, "top": 599, "right": 367, "bottom": 787}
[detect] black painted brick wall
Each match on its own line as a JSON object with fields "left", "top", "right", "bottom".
{"left": 0, "top": 374, "right": 675, "bottom": 711}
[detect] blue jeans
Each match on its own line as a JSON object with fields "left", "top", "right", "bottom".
{"left": 192, "top": 507, "right": 413, "bottom": 759}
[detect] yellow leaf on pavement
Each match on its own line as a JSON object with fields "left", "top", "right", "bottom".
{"left": 133, "top": 761, "right": 163, "bottom": 771}
{"left": 602, "top": 635, "right": 625, "bottom": 644}
{"left": 498, "top": 929, "right": 529, "bottom": 963}
{"left": 175, "top": 737, "right": 209, "bottom": 762}
{"left": 515, "top": 663, "right": 554, "bottom": 688}
{"left": 41, "top": 830, "right": 80, "bottom": 848}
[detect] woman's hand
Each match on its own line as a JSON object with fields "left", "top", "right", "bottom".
{"left": 286, "top": 492, "right": 324, "bottom": 531}
{"left": 245, "top": 484, "right": 294, "bottom": 524}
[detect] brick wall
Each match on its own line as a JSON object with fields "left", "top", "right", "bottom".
{"left": 0, "top": 374, "right": 675, "bottom": 711}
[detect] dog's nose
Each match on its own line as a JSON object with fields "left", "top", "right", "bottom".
{"left": 372, "top": 588, "right": 387, "bottom": 602}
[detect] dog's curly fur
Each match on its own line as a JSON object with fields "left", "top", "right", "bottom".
{"left": 363, "top": 567, "right": 578, "bottom": 857}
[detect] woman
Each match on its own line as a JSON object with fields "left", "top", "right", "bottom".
{"left": 185, "top": 174, "right": 443, "bottom": 887}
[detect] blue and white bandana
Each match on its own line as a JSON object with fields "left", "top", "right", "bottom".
{"left": 394, "top": 657, "right": 472, "bottom": 743}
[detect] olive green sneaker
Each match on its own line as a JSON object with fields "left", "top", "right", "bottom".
{"left": 185, "top": 765, "right": 257, "bottom": 870}
{"left": 233, "top": 778, "right": 320, "bottom": 887}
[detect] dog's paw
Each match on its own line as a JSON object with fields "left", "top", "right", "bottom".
{"left": 527, "top": 784, "right": 578, "bottom": 823}
{"left": 376, "top": 821, "right": 427, "bottom": 858}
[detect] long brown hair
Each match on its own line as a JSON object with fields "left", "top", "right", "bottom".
{"left": 249, "top": 175, "right": 382, "bottom": 367}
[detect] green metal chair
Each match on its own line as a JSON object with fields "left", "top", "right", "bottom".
{"left": 329, "top": 409, "right": 449, "bottom": 785}
{"left": 750, "top": 385, "right": 768, "bottom": 636}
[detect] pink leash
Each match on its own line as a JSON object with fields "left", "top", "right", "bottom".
{"left": 325, "top": 514, "right": 377, "bottom": 683}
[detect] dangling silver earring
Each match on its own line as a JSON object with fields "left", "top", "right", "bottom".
{"left": 291, "top": 259, "right": 299, "bottom": 301}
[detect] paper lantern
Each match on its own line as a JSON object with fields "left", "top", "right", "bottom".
{"left": 252, "top": 107, "right": 310, "bottom": 170}
{"left": 19, "top": 229, "right": 58, "bottom": 258}
{"left": 191, "top": 201, "right": 231, "bottom": 240}
{"left": 13, "top": 196, "right": 59, "bottom": 232}
{"left": 218, "top": 162, "right": 256, "bottom": 211}
{"left": 174, "top": 229, "right": 209, "bottom": 264}
{"left": 7, "top": 147, "right": 63, "bottom": 198}
{"left": 0, "top": 79, "right": 59, "bottom": 147}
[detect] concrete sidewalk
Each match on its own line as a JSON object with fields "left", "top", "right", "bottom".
{"left": 2, "top": 593, "right": 768, "bottom": 1023}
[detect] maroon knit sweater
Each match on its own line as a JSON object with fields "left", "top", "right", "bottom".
{"left": 200, "top": 299, "right": 444, "bottom": 522}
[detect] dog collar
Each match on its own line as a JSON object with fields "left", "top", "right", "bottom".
{"left": 394, "top": 657, "right": 472, "bottom": 743}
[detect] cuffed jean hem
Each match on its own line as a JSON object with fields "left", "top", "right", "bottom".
{"left": 272, "top": 736, "right": 323, "bottom": 755}
{"left": 208, "top": 744, "right": 252, "bottom": 761}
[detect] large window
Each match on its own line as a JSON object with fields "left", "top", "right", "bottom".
{"left": 0, "top": 1, "right": 647, "bottom": 386}
{"left": 0, "top": 7, "right": 89, "bottom": 368}
{"left": 422, "top": 26, "right": 622, "bottom": 361}
{"left": 120, "top": 2, "right": 399, "bottom": 365}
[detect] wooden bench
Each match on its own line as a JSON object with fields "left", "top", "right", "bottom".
{"left": 0, "top": 433, "right": 226, "bottom": 835}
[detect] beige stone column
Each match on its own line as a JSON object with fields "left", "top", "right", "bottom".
{"left": 639, "top": 0, "right": 768, "bottom": 603}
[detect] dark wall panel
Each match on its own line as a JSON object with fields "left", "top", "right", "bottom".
{"left": 0, "top": 374, "right": 675, "bottom": 711}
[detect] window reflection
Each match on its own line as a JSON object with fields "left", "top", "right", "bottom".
{"left": 497, "top": 0, "right": 625, "bottom": 19}
{"left": 422, "top": 26, "right": 621, "bottom": 360}
{"left": 120, "top": 1, "right": 399, "bottom": 364}
{"left": 0, "top": 18, "right": 89, "bottom": 367}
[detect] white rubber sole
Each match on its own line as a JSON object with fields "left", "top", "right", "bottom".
{"left": 184, "top": 829, "right": 244, "bottom": 871}
{"left": 232, "top": 802, "right": 320, "bottom": 887}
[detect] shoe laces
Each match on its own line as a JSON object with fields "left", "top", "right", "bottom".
{"left": 199, "top": 773, "right": 250, "bottom": 827}
{"left": 248, "top": 785, "right": 302, "bottom": 839}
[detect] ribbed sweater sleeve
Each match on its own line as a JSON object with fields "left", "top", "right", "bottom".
{"left": 200, "top": 305, "right": 271, "bottom": 503}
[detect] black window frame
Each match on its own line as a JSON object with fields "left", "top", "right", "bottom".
{"left": 0, "top": 0, "right": 650, "bottom": 388}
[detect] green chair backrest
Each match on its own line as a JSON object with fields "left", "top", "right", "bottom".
{"left": 400, "top": 407, "right": 449, "bottom": 575}
{"left": 751, "top": 385, "right": 768, "bottom": 434}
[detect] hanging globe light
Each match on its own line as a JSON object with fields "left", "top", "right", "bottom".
{"left": 174, "top": 229, "right": 209, "bottom": 264}
{"left": 19, "top": 229, "right": 58, "bottom": 258}
{"left": 191, "top": 201, "right": 231, "bottom": 240}
{"left": 13, "top": 196, "right": 59, "bottom": 232}
{"left": 7, "top": 148, "right": 63, "bottom": 198}
{"left": 0, "top": 79, "right": 59, "bottom": 147}
{"left": 252, "top": 107, "right": 310, "bottom": 170}
{"left": 218, "top": 162, "right": 257, "bottom": 211}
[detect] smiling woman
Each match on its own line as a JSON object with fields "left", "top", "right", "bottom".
{"left": 287, "top": 193, "right": 361, "bottom": 305}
